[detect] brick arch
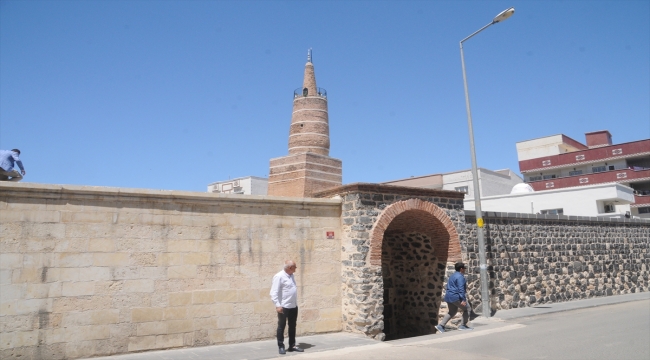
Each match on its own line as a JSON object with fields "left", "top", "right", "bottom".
{"left": 369, "top": 199, "right": 461, "bottom": 266}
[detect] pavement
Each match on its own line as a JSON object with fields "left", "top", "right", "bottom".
{"left": 90, "top": 291, "right": 650, "bottom": 360}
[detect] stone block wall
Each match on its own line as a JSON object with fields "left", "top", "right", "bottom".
{"left": 0, "top": 183, "right": 342, "bottom": 359}
{"left": 463, "top": 212, "right": 650, "bottom": 313}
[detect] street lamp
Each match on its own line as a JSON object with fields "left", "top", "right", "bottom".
{"left": 460, "top": 7, "right": 515, "bottom": 318}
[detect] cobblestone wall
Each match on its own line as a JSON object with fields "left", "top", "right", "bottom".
{"left": 381, "top": 232, "right": 446, "bottom": 340}
{"left": 315, "top": 184, "right": 466, "bottom": 341}
{"left": 463, "top": 212, "right": 650, "bottom": 313}
{"left": 316, "top": 184, "right": 650, "bottom": 340}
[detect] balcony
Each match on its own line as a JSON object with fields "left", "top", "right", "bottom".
{"left": 632, "top": 194, "right": 650, "bottom": 206}
{"left": 294, "top": 87, "right": 327, "bottom": 99}
{"left": 528, "top": 168, "right": 650, "bottom": 191}
{"left": 519, "top": 139, "right": 650, "bottom": 173}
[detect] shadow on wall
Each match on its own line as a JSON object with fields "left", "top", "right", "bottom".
{"left": 382, "top": 230, "right": 446, "bottom": 340}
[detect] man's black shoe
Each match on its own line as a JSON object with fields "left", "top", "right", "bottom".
{"left": 288, "top": 347, "right": 304, "bottom": 352}
{"left": 279, "top": 346, "right": 286, "bottom": 355}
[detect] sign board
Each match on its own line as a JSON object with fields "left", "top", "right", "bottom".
{"left": 326, "top": 231, "right": 334, "bottom": 239}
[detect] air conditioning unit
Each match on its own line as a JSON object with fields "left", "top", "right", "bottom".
{"left": 604, "top": 204, "right": 615, "bottom": 213}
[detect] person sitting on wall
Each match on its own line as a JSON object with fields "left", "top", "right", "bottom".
{"left": 270, "top": 260, "right": 304, "bottom": 355}
{"left": 435, "top": 262, "right": 474, "bottom": 333}
{"left": 0, "top": 149, "right": 26, "bottom": 182}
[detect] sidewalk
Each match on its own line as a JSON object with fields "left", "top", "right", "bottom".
{"left": 90, "top": 292, "right": 649, "bottom": 360}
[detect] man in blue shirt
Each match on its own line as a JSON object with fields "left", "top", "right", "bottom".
{"left": 435, "top": 262, "right": 473, "bottom": 332}
{"left": 0, "top": 149, "right": 26, "bottom": 182}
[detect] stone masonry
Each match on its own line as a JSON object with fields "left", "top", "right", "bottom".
{"left": 0, "top": 182, "right": 342, "bottom": 360}
{"left": 463, "top": 211, "right": 650, "bottom": 313}
{"left": 2, "top": 180, "right": 649, "bottom": 358}
{"left": 314, "top": 183, "right": 466, "bottom": 341}
{"left": 267, "top": 51, "right": 342, "bottom": 198}
{"left": 381, "top": 231, "right": 446, "bottom": 340}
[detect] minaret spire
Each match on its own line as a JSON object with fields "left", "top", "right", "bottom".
{"left": 302, "top": 49, "right": 317, "bottom": 98}
{"left": 267, "top": 50, "right": 343, "bottom": 197}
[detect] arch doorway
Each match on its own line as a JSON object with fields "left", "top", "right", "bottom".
{"left": 371, "top": 199, "right": 461, "bottom": 340}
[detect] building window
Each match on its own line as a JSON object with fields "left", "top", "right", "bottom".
{"left": 540, "top": 208, "right": 563, "bottom": 215}
{"left": 592, "top": 166, "right": 607, "bottom": 173}
{"left": 529, "top": 176, "right": 542, "bottom": 181}
{"left": 569, "top": 170, "right": 583, "bottom": 176}
{"left": 543, "top": 174, "right": 556, "bottom": 180}
{"left": 639, "top": 207, "right": 650, "bottom": 214}
{"left": 604, "top": 204, "right": 615, "bottom": 213}
{"left": 454, "top": 186, "right": 468, "bottom": 194}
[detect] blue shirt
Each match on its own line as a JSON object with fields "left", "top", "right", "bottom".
{"left": 444, "top": 271, "right": 467, "bottom": 303}
{"left": 0, "top": 150, "right": 24, "bottom": 172}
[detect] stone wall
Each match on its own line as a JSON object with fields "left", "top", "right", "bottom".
{"left": 0, "top": 183, "right": 342, "bottom": 360}
{"left": 381, "top": 232, "right": 446, "bottom": 340}
{"left": 314, "top": 184, "right": 466, "bottom": 341}
{"left": 463, "top": 211, "right": 650, "bottom": 313}
{"left": 3, "top": 181, "right": 649, "bottom": 357}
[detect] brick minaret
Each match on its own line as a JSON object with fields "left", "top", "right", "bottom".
{"left": 268, "top": 50, "right": 343, "bottom": 197}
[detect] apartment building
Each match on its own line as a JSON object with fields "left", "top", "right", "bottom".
{"left": 516, "top": 130, "right": 650, "bottom": 218}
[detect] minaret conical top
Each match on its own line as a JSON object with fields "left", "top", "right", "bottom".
{"left": 267, "top": 51, "right": 341, "bottom": 198}
{"left": 302, "top": 49, "right": 317, "bottom": 97}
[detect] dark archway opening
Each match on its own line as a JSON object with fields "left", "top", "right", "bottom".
{"left": 381, "top": 210, "right": 449, "bottom": 340}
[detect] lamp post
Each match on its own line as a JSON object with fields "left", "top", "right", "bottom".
{"left": 460, "top": 7, "right": 515, "bottom": 318}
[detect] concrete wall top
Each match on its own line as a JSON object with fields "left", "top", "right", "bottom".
{"left": 0, "top": 182, "right": 341, "bottom": 208}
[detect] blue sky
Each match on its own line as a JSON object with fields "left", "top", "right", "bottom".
{"left": 1, "top": 0, "right": 648, "bottom": 191}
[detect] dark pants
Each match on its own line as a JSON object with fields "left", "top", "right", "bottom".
{"left": 277, "top": 307, "right": 298, "bottom": 348}
{"left": 440, "top": 300, "right": 470, "bottom": 326}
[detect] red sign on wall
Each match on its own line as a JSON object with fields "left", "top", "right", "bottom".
{"left": 326, "top": 231, "right": 334, "bottom": 239}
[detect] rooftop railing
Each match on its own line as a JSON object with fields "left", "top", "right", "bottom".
{"left": 294, "top": 87, "right": 327, "bottom": 99}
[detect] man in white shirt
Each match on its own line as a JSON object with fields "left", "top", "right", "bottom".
{"left": 270, "top": 260, "right": 304, "bottom": 355}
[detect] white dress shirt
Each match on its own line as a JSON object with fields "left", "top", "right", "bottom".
{"left": 270, "top": 270, "right": 297, "bottom": 308}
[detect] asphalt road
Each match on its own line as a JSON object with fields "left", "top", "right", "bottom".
{"left": 92, "top": 294, "right": 649, "bottom": 360}
{"left": 298, "top": 299, "right": 650, "bottom": 360}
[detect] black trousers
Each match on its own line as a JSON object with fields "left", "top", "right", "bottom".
{"left": 277, "top": 307, "right": 298, "bottom": 348}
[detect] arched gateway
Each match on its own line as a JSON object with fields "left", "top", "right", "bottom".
{"left": 314, "top": 184, "right": 465, "bottom": 341}
{"left": 372, "top": 199, "right": 461, "bottom": 339}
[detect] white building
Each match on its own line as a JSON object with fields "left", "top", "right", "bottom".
{"left": 464, "top": 182, "right": 643, "bottom": 219}
{"left": 207, "top": 176, "right": 268, "bottom": 195}
{"left": 383, "top": 168, "right": 524, "bottom": 199}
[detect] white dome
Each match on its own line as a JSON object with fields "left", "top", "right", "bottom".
{"left": 511, "top": 183, "right": 535, "bottom": 194}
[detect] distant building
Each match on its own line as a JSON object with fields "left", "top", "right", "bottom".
{"left": 382, "top": 168, "right": 523, "bottom": 202}
{"left": 382, "top": 168, "right": 523, "bottom": 200}
{"left": 207, "top": 176, "right": 268, "bottom": 195}
{"left": 516, "top": 130, "right": 650, "bottom": 218}
{"left": 465, "top": 182, "right": 635, "bottom": 218}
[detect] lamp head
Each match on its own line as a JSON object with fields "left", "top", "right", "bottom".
{"left": 493, "top": 7, "right": 515, "bottom": 23}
